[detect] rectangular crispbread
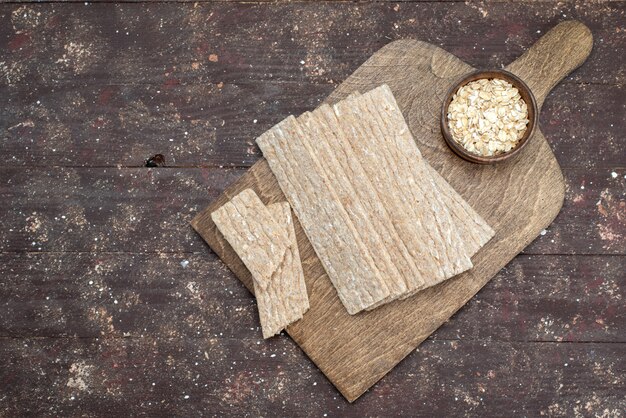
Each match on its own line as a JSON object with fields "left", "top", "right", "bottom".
{"left": 351, "top": 88, "right": 473, "bottom": 283}
{"left": 322, "top": 88, "right": 471, "bottom": 307}
{"left": 297, "top": 110, "right": 409, "bottom": 300}
{"left": 367, "top": 86, "right": 494, "bottom": 259}
{"left": 257, "top": 119, "right": 391, "bottom": 314}
{"left": 256, "top": 85, "right": 494, "bottom": 314}
{"left": 344, "top": 89, "right": 494, "bottom": 258}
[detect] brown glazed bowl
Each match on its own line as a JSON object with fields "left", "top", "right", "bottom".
{"left": 441, "top": 69, "right": 538, "bottom": 164}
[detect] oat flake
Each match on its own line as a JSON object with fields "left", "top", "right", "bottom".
{"left": 447, "top": 78, "right": 529, "bottom": 156}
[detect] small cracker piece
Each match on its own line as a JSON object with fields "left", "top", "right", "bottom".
{"left": 211, "top": 189, "right": 309, "bottom": 338}
{"left": 261, "top": 202, "right": 309, "bottom": 335}
{"left": 211, "top": 189, "right": 288, "bottom": 287}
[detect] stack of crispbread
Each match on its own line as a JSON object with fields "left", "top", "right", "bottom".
{"left": 211, "top": 189, "right": 309, "bottom": 338}
{"left": 256, "top": 85, "right": 494, "bottom": 315}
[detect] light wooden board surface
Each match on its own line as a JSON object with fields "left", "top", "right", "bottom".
{"left": 191, "top": 21, "right": 593, "bottom": 402}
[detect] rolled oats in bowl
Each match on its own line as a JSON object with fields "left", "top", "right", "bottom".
{"left": 447, "top": 78, "right": 529, "bottom": 157}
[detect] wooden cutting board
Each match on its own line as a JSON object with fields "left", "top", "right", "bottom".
{"left": 191, "top": 21, "right": 593, "bottom": 402}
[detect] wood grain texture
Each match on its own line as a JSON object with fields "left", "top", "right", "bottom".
{"left": 192, "top": 21, "right": 593, "bottom": 400}
{"left": 2, "top": 252, "right": 623, "bottom": 342}
{"left": 2, "top": 2, "right": 623, "bottom": 169}
{"left": 1, "top": 166, "right": 622, "bottom": 256}
{"left": 1, "top": 1, "right": 624, "bottom": 416}
{"left": 1, "top": 336, "right": 623, "bottom": 417}
{"left": 506, "top": 21, "right": 593, "bottom": 109}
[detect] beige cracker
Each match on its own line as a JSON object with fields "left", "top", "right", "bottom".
{"left": 211, "top": 190, "right": 309, "bottom": 338}
{"left": 257, "top": 118, "right": 392, "bottom": 314}
{"left": 332, "top": 87, "right": 472, "bottom": 297}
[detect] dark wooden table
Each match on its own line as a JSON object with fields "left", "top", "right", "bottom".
{"left": 1, "top": 2, "right": 624, "bottom": 416}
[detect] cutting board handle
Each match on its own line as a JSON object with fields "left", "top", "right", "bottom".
{"left": 505, "top": 20, "right": 593, "bottom": 109}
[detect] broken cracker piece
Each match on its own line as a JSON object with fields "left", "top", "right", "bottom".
{"left": 211, "top": 189, "right": 309, "bottom": 338}
{"left": 260, "top": 202, "right": 309, "bottom": 334}
{"left": 211, "top": 189, "right": 288, "bottom": 287}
